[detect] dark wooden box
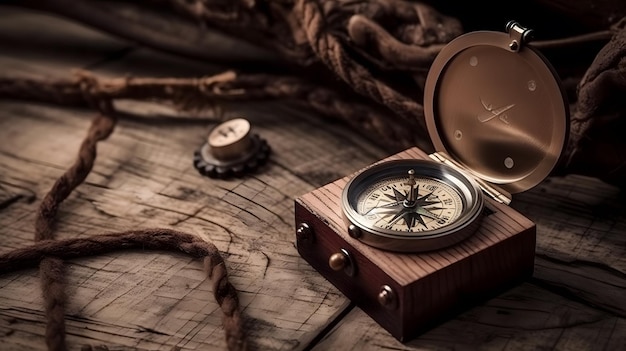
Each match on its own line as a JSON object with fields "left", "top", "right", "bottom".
{"left": 294, "top": 147, "right": 536, "bottom": 341}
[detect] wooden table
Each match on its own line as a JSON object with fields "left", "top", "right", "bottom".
{"left": 1, "top": 7, "right": 624, "bottom": 351}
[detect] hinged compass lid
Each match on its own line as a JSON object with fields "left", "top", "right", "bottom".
{"left": 424, "top": 21, "right": 569, "bottom": 194}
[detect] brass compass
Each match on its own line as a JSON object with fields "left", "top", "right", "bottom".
{"left": 339, "top": 21, "right": 568, "bottom": 253}
{"left": 341, "top": 159, "right": 483, "bottom": 252}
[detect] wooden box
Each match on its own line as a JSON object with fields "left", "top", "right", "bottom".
{"left": 294, "top": 147, "right": 535, "bottom": 341}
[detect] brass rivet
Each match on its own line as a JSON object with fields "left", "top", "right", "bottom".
{"left": 296, "top": 223, "right": 313, "bottom": 242}
{"left": 328, "top": 253, "right": 347, "bottom": 271}
{"left": 329, "top": 248, "right": 356, "bottom": 276}
{"left": 378, "top": 285, "right": 397, "bottom": 309}
{"left": 348, "top": 224, "right": 361, "bottom": 238}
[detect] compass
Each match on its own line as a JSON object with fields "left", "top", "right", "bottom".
{"left": 342, "top": 159, "right": 483, "bottom": 252}
{"left": 340, "top": 21, "right": 568, "bottom": 253}
{"left": 295, "top": 21, "right": 569, "bottom": 342}
{"left": 295, "top": 21, "right": 570, "bottom": 342}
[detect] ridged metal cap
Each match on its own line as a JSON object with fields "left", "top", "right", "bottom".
{"left": 193, "top": 118, "right": 271, "bottom": 178}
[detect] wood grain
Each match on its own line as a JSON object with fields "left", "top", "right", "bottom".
{"left": 0, "top": 7, "right": 385, "bottom": 350}
{"left": 0, "top": 6, "right": 625, "bottom": 351}
{"left": 314, "top": 282, "right": 626, "bottom": 350}
{"left": 0, "top": 102, "right": 364, "bottom": 349}
{"left": 0, "top": 99, "right": 383, "bottom": 350}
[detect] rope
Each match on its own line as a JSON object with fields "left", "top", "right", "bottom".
{"left": 35, "top": 113, "right": 116, "bottom": 241}
{"left": 9, "top": 106, "right": 247, "bottom": 350}
{"left": 294, "top": 0, "right": 430, "bottom": 149}
{"left": 34, "top": 112, "right": 116, "bottom": 351}
{"left": 0, "top": 230, "right": 246, "bottom": 351}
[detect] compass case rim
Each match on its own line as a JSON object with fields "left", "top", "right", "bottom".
{"left": 341, "top": 159, "right": 484, "bottom": 252}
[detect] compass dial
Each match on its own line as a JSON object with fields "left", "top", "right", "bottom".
{"left": 357, "top": 175, "right": 463, "bottom": 233}
{"left": 342, "top": 159, "right": 484, "bottom": 252}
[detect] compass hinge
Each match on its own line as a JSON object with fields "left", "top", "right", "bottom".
{"left": 429, "top": 152, "right": 512, "bottom": 205}
{"left": 505, "top": 21, "right": 534, "bottom": 52}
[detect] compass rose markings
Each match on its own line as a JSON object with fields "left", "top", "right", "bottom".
{"left": 344, "top": 160, "right": 477, "bottom": 252}
{"left": 357, "top": 168, "right": 463, "bottom": 233}
{"left": 373, "top": 180, "right": 446, "bottom": 230}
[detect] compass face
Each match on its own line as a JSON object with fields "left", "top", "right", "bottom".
{"left": 341, "top": 159, "right": 484, "bottom": 252}
{"left": 356, "top": 176, "right": 463, "bottom": 233}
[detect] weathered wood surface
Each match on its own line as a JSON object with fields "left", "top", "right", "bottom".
{"left": 0, "top": 7, "right": 625, "bottom": 351}
{"left": 0, "top": 7, "right": 368, "bottom": 350}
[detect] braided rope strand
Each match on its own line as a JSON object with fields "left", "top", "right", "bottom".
{"left": 27, "top": 110, "right": 246, "bottom": 350}
{"left": 0, "top": 229, "right": 247, "bottom": 351}
{"left": 33, "top": 113, "right": 116, "bottom": 351}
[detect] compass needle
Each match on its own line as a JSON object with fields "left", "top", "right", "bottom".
{"left": 361, "top": 200, "right": 403, "bottom": 215}
{"left": 362, "top": 199, "right": 382, "bottom": 215}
